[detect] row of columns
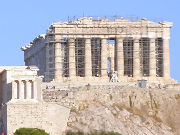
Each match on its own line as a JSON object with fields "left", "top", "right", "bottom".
{"left": 12, "top": 80, "right": 37, "bottom": 100}
{"left": 54, "top": 37, "right": 170, "bottom": 80}
{"left": 116, "top": 38, "right": 170, "bottom": 78}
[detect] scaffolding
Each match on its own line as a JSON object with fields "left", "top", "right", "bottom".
{"left": 123, "top": 38, "right": 134, "bottom": 77}
{"left": 61, "top": 37, "right": 103, "bottom": 78}
{"left": 61, "top": 38, "right": 69, "bottom": 77}
{"left": 139, "top": 38, "right": 150, "bottom": 76}
{"left": 60, "top": 37, "right": 103, "bottom": 78}
{"left": 91, "top": 38, "right": 101, "bottom": 77}
{"left": 44, "top": 16, "right": 166, "bottom": 80}
{"left": 155, "top": 38, "right": 163, "bottom": 77}
{"left": 75, "top": 38, "right": 85, "bottom": 77}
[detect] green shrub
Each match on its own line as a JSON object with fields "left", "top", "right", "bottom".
{"left": 66, "top": 131, "right": 84, "bottom": 135}
{"left": 14, "top": 128, "right": 49, "bottom": 135}
{"left": 66, "top": 131, "right": 122, "bottom": 135}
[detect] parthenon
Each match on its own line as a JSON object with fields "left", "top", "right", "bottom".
{"left": 21, "top": 17, "right": 175, "bottom": 84}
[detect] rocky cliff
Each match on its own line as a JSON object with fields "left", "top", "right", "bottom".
{"left": 43, "top": 84, "right": 180, "bottom": 135}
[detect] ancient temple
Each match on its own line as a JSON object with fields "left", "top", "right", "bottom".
{"left": 21, "top": 17, "right": 175, "bottom": 83}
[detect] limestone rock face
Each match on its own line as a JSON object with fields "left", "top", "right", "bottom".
{"left": 43, "top": 84, "right": 180, "bottom": 135}
{"left": 68, "top": 102, "right": 173, "bottom": 135}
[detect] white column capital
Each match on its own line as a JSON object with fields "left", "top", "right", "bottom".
{"left": 101, "top": 38, "right": 107, "bottom": 44}
{"left": 134, "top": 38, "right": 140, "bottom": 42}
{"left": 116, "top": 37, "right": 124, "bottom": 42}
{"left": 85, "top": 38, "right": 91, "bottom": 42}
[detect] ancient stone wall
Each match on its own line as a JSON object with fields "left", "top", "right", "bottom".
{"left": 6, "top": 101, "right": 70, "bottom": 135}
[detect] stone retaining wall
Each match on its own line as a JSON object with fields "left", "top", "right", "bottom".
{"left": 6, "top": 101, "right": 70, "bottom": 135}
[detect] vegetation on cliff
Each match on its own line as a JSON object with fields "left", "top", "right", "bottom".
{"left": 14, "top": 128, "right": 49, "bottom": 135}
{"left": 66, "top": 130, "right": 122, "bottom": 135}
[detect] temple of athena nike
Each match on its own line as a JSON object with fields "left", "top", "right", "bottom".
{"left": 21, "top": 17, "right": 176, "bottom": 84}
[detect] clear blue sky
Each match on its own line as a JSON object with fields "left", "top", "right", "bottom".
{"left": 0, "top": 0, "right": 180, "bottom": 82}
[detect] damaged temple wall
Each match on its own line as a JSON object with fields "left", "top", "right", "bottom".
{"left": 23, "top": 35, "right": 46, "bottom": 77}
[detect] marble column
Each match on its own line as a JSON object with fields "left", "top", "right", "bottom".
{"left": 33, "top": 80, "right": 37, "bottom": 99}
{"left": 133, "top": 38, "right": 141, "bottom": 77}
{"left": 150, "top": 38, "right": 156, "bottom": 77}
{"left": 19, "top": 80, "right": 24, "bottom": 99}
{"left": 101, "top": 38, "right": 108, "bottom": 77}
{"left": 45, "top": 44, "right": 50, "bottom": 81}
{"left": 163, "top": 39, "right": 170, "bottom": 78}
{"left": 116, "top": 38, "right": 124, "bottom": 77}
{"left": 55, "top": 42, "right": 62, "bottom": 81}
{"left": 85, "top": 38, "right": 92, "bottom": 77}
{"left": 69, "top": 38, "right": 76, "bottom": 78}
{"left": 26, "top": 80, "right": 31, "bottom": 99}
{"left": 110, "top": 45, "right": 115, "bottom": 72}
{"left": 12, "top": 81, "right": 17, "bottom": 99}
